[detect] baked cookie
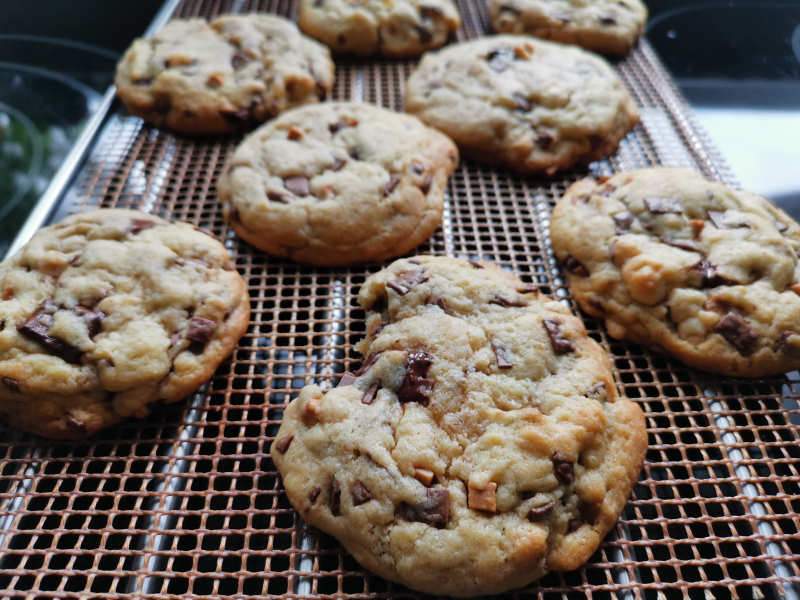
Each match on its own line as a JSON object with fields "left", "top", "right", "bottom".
{"left": 490, "top": 0, "right": 648, "bottom": 56}
{"left": 272, "top": 256, "right": 646, "bottom": 596}
{"left": 218, "top": 102, "right": 459, "bottom": 266}
{"left": 551, "top": 168, "right": 800, "bottom": 377}
{"left": 0, "top": 210, "right": 250, "bottom": 439}
{"left": 115, "top": 14, "right": 334, "bottom": 136}
{"left": 405, "top": 35, "right": 639, "bottom": 175}
{"left": 299, "top": 0, "right": 461, "bottom": 58}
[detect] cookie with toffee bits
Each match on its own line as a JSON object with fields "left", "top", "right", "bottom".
{"left": 405, "top": 35, "right": 639, "bottom": 175}
{"left": 272, "top": 256, "right": 646, "bottom": 596}
{"left": 299, "top": 0, "right": 461, "bottom": 57}
{"left": 551, "top": 168, "right": 800, "bottom": 377}
{"left": 218, "top": 102, "right": 458, "bottom": 266}
{"left": 490, "top": 0, "right": 648, "bottom": 56}
{"left": 0, "top": 210, "right": 249, "bottom": 439}
{"left": 115, "top": 14, "right": 334, "bottom": 136}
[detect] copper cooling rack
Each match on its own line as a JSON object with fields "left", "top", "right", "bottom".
{"left": 1, "top": 0, "right": 799, "bottom": 598}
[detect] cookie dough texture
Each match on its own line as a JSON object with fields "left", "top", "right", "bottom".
{"left": 219, "top": 102, "right": 459, "bottom": 266}
{"left": 299, "top": 0, "right": 461, "bottom": 57}
{"left": 0, "top": 210, "right": 250, "bottom": 439}
{"left": 272, "top": 256, "right": 646, "bottom": 596}
{"left": 490, "top": 0, "right": 648, "bottom": 56}
{"left": 551, "top": 168, "right": 800, "bottom": 377}
{"left": 115, "top": 14, "right": 334, "bottom": 135}
{"left": 405, "top": 35, "right": 639, "bottom": 175}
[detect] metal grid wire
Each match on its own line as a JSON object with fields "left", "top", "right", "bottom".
{"left": 1, "top": 0, "right": 799, "bottom": 598}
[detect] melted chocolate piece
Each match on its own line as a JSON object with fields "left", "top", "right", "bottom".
{"left": 543, "top": 319, "right": 574, "bottom": 355}
{"left": 613, "top": 211, "right": 635, "bottom": 232}
{"left": 74, "top": 306, "right": 104, "bottom": 338}
{"left": 410, "top": 161, "right": 426, "bottom": 175}
{"left": 351, "top": 481, "right": 373, "bottom": 506}
{"left": 535, "top": 132, "right": 554, "bottom": 150}
{"left": 354, "top": 353, "right": 382, "bottom": 376}
{"left": 1, "top": 377, "right": 20, "bottom": 393}
{"left": 492, "top": 341, "right": 513, "bottom": 369}
{"left": 274, "top": 435, "right": 293, "bottom": 454}
{"left": 396, "top": 487, "right": 450, "bottom": 528}
{"left": 419, "top": 174, "right": 433, "bottom": 194}
{"left": 361, "top": 382, "right": 380, "bottom": 405}
{"left": 599, "top": 16, "right": 617, "bottom": 25}
{"left": 468, "top": 260, "right": 484, "bottom": 269}
{"left": 130, "top": 219, "right": 157, "bottom": 234}
{"left": 397, "top": 351, "right": 434, "bottom": 405}
{"left": 187, "top": 317, "right": 216, "bottom": 348}
{"left": 661, "top": 237, "right": 702, "bottom": 253}
{"left": 490, "top": 295, "right": 527, "bottom": 308}
{"left": 384, "top": 175, "right": 401, "bottom": 196}
{"left": 714, "top": 312, "right": 758, "bottom": 356}
{"left": 552, "top": 451, "right": 575, "bottom": 485}
{"left": 267, "top": 190, "right": 288, "bottom": 203}
{"left": 512, "top": 93, "right": 532, "bottom": 111}
{"left": 330, "top": 478, "right": 342, "bottom": 516}
{"left": 567, "top": 518, "right": 583, "bottom": 532}
{"left": 308, "top": 486, "right": 322, "bottom": 504}
{"left": 644, "top": 197, "right": 684, "bottom": 214}
{"left": 775, "top": 220, "right": 790, "bottom": 233}
{"left": 18, "top": 309, "right": 82, "bottom": 364}
{"left": 692, "top": 260, "right": 736, "bottom": 288}
{"left": 337, "top": 372, "right": 356, "bottom": 387}
{"left": 133, "top": 77, "right": 153, "bottom": 86}
{"left": 563, "top": 255, "right": 589, "bottom": 277}
{"left": 387, "top": 269, "right": 429, "bottom": 296}
{"left": 487, "top": 47, "right": 515, "bottom": 72}
{"left": 416, "top": 25, "right": 433, "bottom": 43}
{"left": 517, "top": 284, "right": 538, "bottom": 294}
{"left": 527, "top": 500, "right": 555, "bottom": 521}
{"left": 707, "top": 210, "right": 750, "bottom": 230}
{"left": 231, "top": 51, "right": 248, "bottom": 70}
{"left": 284, "top": 176, "right": 311, "bottom": 197}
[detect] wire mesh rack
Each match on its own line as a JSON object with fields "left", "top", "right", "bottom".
{"left": 1, "top": 0, "right": 799, "bottom": 598}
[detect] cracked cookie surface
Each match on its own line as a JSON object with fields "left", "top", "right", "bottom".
{"left": 299, "top": 0, "right": 461, "bottom": 57}
{"left": 218, "top": 102, "right": 459, "bottom": 266}
{"left": 551, "top": 168, "right": 800, "bottom": 377}
{"left": 490, "top": 0, "right": 647, "bottom": 56}
{"left": 405, "top": 35, "right": 639, "bottom": 175}
{"left": 0, "top": 209, "right": 249, "bottom": 439}
{"left": 272, "top": 256, "right": 646, "bottom": 596}
{"left": 115, "top": 14, "right": 334, "bottom": 136}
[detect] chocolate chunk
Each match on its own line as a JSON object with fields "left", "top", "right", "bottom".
{"left": 361, "top": 382, "right": 379, "bottom": 405}
{"left": 410, "top": 161, "right": 425, "bottom": 175}
{"left": 338, "top": 372, "right": 356, "bottom": 387}
{"left": 692, "top": 260, "right": 736, "bottom": 288}
{"left": 130, "top": 219, "right": 157, "bottom": 234}
{"left": 419, "top": 174, "right": 433, "bottom": 194}
{"left": 416, "top": 25, "right": 433, "bottom": 43}
{"left": 274, "top": 435, "right": 293, "bottom": 454}
{"left": 775, "top": 220, "right": 789, "bottom": 233}
{"left": 329, "top": 479, "right": 342, "bottom": 516}
{"left": 563, "top": 255, "right": 589, "bottom": 277}
{"left": 543, "top": 319, "right": 574, "bottom": 355}
{"left": 707, "top": 210, "right": 750, "bottom": 229}
{"left": 490, "top": 295, "right": 527, "bottom": 308}
{"left": 551, "top": 451, "right": 575, "bottom": 485}
{"left": 535, "top": 132, "right": 554, "bottom": 150}
{"left": 284, "top": 176, "right": 310, "bottom": 197}
{"left": 384, "top": 175, "right": 401, "bottom": 196}
{"left": 308, "top": 486, "right": 322, "bottom": 504}
{"left": 387, "top": 269, "right": 429, "bottom": 296}
{"left": 355, "top": 353, "right": 382, "bottom": 376}
{"left": 492, "top": 341, "right": 513, "bottom": 369}
{"left": 512, "top": 93, "right": 532, "bottom": 111}
{"left": 133, "top": 77, "right": 153, "bottom": 86}
{"left": 527, "top": 500, "right": 555, "bottom": 521}
{"left": 396, "top": 487, "right": 450, "bottom": 528}
{"left": 187, "top": 317, "right": 216, "bottom": 348}
{"left": 397, "top": 351, "right": 434, "bottom": 405}
{"left": 434, "top": 297, "right": 449, "bottom": 313}
{"left": 517, "top": 284, "right": 538, "bottom": 294}
{"left": 487, "top": 47, "right": 515, "bottom": 72}
{"left": 1, "top": 377, "right": 20, "bottom": 393}
{"left": 599, "top": 16, "right": 617, "bottom": 25}
{"left": 351, "top": 481, "right": 373, "bottom": 506}
{"left": 18, "top": 310, "right": 82, "bottom": 364}
{"left": 74, "top": 306, "right": 104, "bottom": 338}
{"left": 332, "top": 158, "right": 346, "bottom": 171}
{"left": 267, "top": 190, "right": 288, "bottom": 203}
{"left": 468, "top": 260, "right": 484, "bottom": 269}
{"left": 661, "top": 237, "right": 702, "bottom": 253}
{"left": 714, "top": 312, "right": 758, "bottom": 356}
{"left": 644, "top": 197, "right": 684, "bottom": 214}
{"left": 231, "top": 51, "right": 248, "bottom": 70}
{"left": 613, "top": 211, "right": 635, "bottom": 232}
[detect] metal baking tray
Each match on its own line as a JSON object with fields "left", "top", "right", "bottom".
{"left": 0, "top": 0, "right": 798, "bottom": 598}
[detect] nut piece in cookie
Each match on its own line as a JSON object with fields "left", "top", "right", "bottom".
{"left": 114, "top": 14, "right": 334, "bottom": 135}
{"left": 551, "top": 167, "right": 800, "bottom": 377}
{"left": 489, "top": 0, "right": 648, "bottom": 56}
{"left": 406, "top": 35, "right": 639, "bottom": 175}
{"left": 0, "top": 209, "right": 250, "bottom": 439}
{"left": 218, "top": 102, "right": 459, "bottom": 266}
{"left": 272, "top": 255, "right": 646, "bottom": 596}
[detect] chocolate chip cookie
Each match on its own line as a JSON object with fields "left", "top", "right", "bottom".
{"left": 115, "top": 14, "right": 334, "bottom": 136}
{"left": 551, "top": 168, "right": 800, "bottom": 377}
{"left": 218, "top": 102, "right": 459, "bottom": 266}
{"left": 272, "top": 256, "right": 646, "bottom": 596}
{"left": 405, "top": 35, "right": 639, "bottom": 175}
{"left": 299, "top": 0, "right": 461, "bottom": 57}
{"left": 0, "top": 210, "right": 250, "bottom": 439}
{"left": 490, "top": 0, "right": 648, "bottom": 56}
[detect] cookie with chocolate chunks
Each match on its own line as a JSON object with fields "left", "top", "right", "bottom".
{"left": 219, "top": 102, "right": 459, "bottom": 266}
{"left": 272, "top": 255, "right": 646, "bottom": 596}
{"left": 490, "top": 0, "right": 648, "bottom": 56}
{"left": 299, "top": 0, "right": 460, "bottom": 58}
{"left": 551, "top": 168, "right": 800, "bottom": 377}
{"left": 405, "top": 35, "right": 639, "bottom": 176}
{"left": 115, "top": 14, "right": 334, "bottom": 135}
{"left": 0, "top": 209, "right": 249, "bottom": 439}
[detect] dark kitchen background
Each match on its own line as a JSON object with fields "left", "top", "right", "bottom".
{"left": 0, "top": 0, "right": 798, "bottom": 256}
